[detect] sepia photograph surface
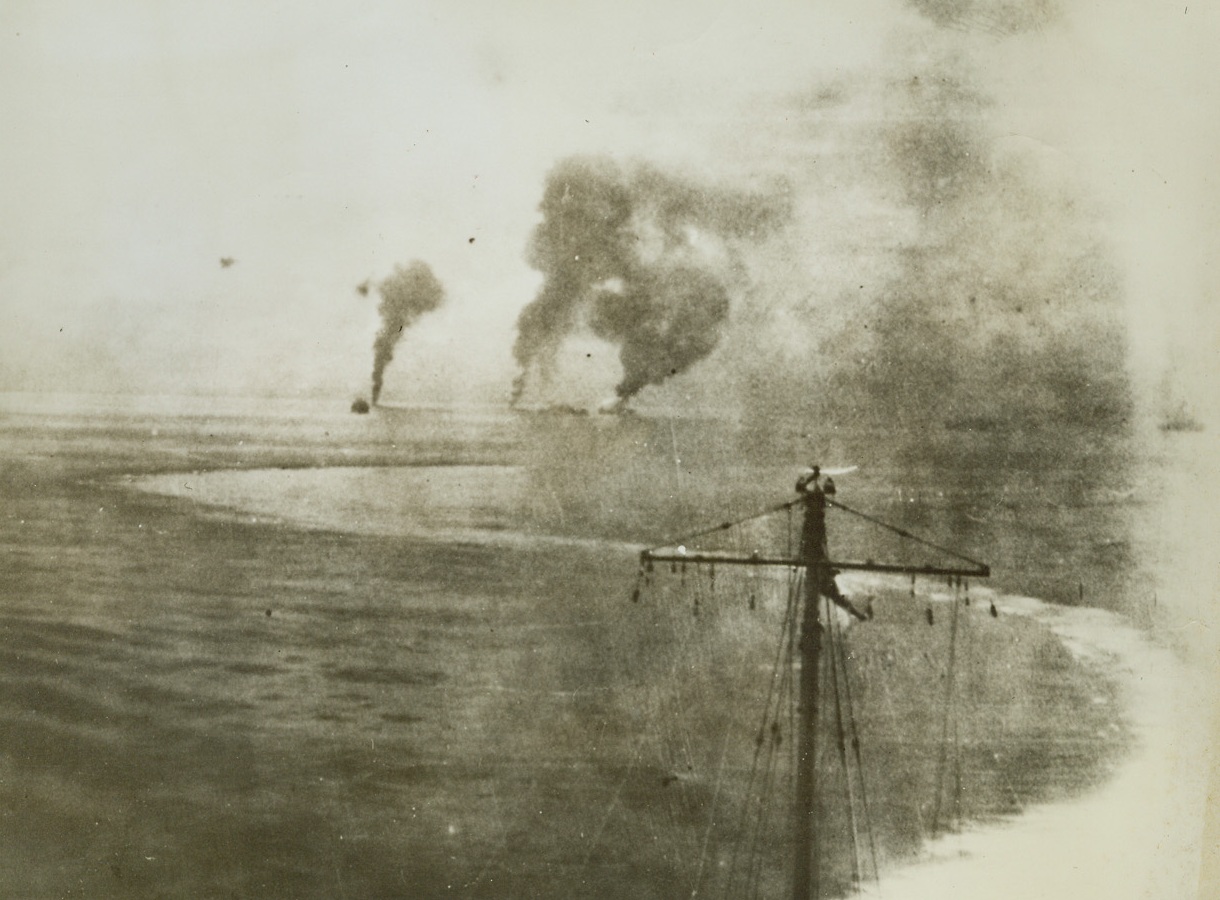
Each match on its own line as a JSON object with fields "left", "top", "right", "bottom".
{"left": 1, "top": 2, "right": 1217, "bottom": 898}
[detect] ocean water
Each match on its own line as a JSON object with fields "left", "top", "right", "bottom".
{"left": 0, "top": 393, "right": 1210, "bottom": 898}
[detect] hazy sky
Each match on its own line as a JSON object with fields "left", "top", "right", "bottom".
{"left": 2, "top": 0, "right": 1216, "bottom": 411}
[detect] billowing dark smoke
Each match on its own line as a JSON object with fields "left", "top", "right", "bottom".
{"left": 510, "top": 156, "right": 790, "bottom": 406}
{"left": 589, "top": 267, "right": 730, "bottom": 402}
{"left": 370, "top": 261, "right": 445, "bottom": 404}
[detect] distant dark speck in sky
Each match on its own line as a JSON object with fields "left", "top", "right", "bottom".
{"left": 219, "top": 257, "right": 235, "bottom": 268}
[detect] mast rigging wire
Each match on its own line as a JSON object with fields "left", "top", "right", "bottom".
{"left": 826, "top": 595, "right": 864, "bottom": 888}
{"left": 931, "top": 579, "right": 964, "bottom": 835}
{"left": 835, "top": 606, "right": 881, "bottom": 891}
{"left": 720, "top": 568, "right": 801, "bottom": 899}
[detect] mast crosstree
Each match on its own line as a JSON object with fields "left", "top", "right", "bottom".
{"left": 637, "top": 467, "right": 990, "bottom": 900}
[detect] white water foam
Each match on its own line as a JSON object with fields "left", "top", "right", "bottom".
{"left": 848, "top": 586, "right": 1209, "bottom": 900}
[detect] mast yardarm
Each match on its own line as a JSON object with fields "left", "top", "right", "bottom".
{"left": 637, "top": 466, "right": 990, "bottom": 900}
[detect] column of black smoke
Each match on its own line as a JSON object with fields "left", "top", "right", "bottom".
{"left": 370, "top": 261, "right": 445, "bottom": 404}
{"left": 510, "top": 156, "right": 789, "bottom": 407}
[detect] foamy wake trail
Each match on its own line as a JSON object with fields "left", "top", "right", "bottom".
{"left": 845, "top": 587, "right": 1209, "bottom": 900}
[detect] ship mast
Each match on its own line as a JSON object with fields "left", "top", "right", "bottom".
{"left": 793, "top": 477, "right": 826, "bottom": 900}
{"left": 639, "top": 467, "right": 989, "bottom": 900}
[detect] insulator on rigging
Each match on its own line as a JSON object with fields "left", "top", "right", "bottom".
{"left": 748, "top": 593, "right": 756, "bottom": 611}
{"left": 910, "top": 574, "right": 917, "bottom": 598}
{"left": 645, "top": 558, "right": 654, "bottom": 574}
{"left": 770, "top": 720, "right": 782, "bottom": 746}
{"left": 926, "top": 606, "right": 935, "bottom": 626}
{"left": 670, "top": 561, "right": 676, "bottom": 574}
{"left": 865, "top": 598, "right": 875, "bottom": 620}
{"left": 693, "top": 594, "right": 700, "bottom": 617}
{"left": 631, "top": 585, "right": 641, "bottom": 603}
{"left": 989, "top": 601, "right": 998, "bottom": 618}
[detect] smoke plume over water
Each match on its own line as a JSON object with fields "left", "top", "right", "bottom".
{"left": 510, "top": 157, "right": 791, "bottom": 408}
{"left": 369, "top": 261, "right": 445, "bottom": 404}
